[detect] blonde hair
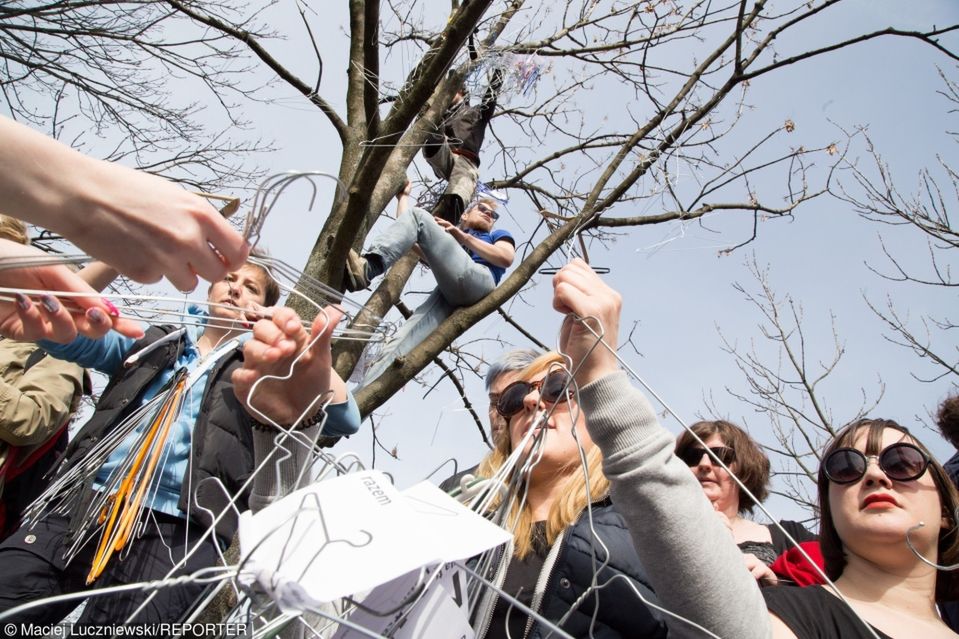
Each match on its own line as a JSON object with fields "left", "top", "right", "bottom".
{"left": 0, "top": 215, "right": 29, "bottom": 245}
{"left": 477, "top": 352, "right": 609, "bottom": 558}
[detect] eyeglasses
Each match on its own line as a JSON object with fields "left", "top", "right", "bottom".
{"left": 496, "top": 371, "right": 573, "bottom": 418}
{"left": 677, "top": 446, "right": 736, "bottom": 467}
{"left": 476, "top": 204, "right": 500, "bottom": 220}
{"left": 823, "top": 442, "right": 930, "bottom": 484}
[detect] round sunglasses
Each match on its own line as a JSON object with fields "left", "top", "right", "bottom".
{"left": 496, "top": 370, "right": 573, "bottom": 418}
{"left": 823, "top": 442, "right": 930, "bottom": 485}
{"left": 677, "top": 446, "right": 736, "bottom": 468}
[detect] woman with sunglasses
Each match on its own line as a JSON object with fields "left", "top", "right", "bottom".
{"left": 469, "top": 352, "right": 670, "bottom": 639}
{"left": 675, "top": 421, "right": 817, "bottom": 583}
{"left": 547, "top": 259, "right": 959, "bottom": 639}
{"left": 760, "top": 419, "right": 959, "bottom": 638}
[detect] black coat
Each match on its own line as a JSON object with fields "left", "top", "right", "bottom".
{"left": 476, "top": 499, "right": 667, "bottom": 639}
{"left": 529, "top": 500, "right": 667, "bottom": 639}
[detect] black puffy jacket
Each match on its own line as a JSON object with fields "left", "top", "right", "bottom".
{"left": 59, "top": 326, "right": 255, "bottom": 544}
{"left": 476, "top": 499, "right": 668, "bottom": 639}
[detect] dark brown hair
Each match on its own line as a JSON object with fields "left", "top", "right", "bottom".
{"left": 674, "top": 420, "right": 770, "bottom": 513}
{"left": 245, "top": 249, "right": 281, "bottom": 306}
{"left": 818, "top": 418, "right": 959, "bottom": 601}
{"left": 937, "top": 395, "right": 959, "bottom": 449}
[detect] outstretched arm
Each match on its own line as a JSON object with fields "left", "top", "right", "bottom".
{"left": 0, "top": 116, "right": 249, "bottom": 291}
{"left": 552, "top": 259, "right": 771, "bottom": 639}
{"left": 433, "top": 218, "right": 515, "bottom": 269}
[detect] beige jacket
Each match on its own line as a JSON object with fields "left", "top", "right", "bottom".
{"left": 0, "top": 338, "right": 84, "bottom": 455}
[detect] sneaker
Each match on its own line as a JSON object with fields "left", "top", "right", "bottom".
{"left": 344, "top": 249, "right": 370, "bottom": 292}
{"left": 431, "top": 193, "right": 464, "bottom": 227}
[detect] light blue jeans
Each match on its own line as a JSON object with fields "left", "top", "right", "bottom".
{"left": 362, "top": 207, "right": 496, "bottom": 385}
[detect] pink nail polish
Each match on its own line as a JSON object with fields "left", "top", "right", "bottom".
{"left": 103, "top": 299, "right": 120, "bottom": 317}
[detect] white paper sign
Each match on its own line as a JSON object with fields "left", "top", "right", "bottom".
{"left": 237, "top": 471, "right": 508, "bottom": 615}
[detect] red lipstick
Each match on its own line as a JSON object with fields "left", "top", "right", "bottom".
{"left": 862, "top": 493, "right": 898, "bottom": 510}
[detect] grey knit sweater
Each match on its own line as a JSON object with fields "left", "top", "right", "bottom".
{"left": 580, "top": 371, "right": 772, "bottom": 639}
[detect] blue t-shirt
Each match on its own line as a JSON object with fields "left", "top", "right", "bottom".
{"left": 466, "top": 228, "right": 515, "bottom": 284}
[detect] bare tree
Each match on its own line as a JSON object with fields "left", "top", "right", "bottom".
{"left": 4, "top": 0, "right": 957, "bottom": 421}
{"left": 833, "top": 68, "right": 959, "bottom": 384}
{"left": 0, "top": 1, "right": 270, "bottom": 189}
{"left": 714, "top": 257, "right": 885, "bottom": 517}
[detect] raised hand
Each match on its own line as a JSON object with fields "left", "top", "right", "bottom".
{"left": 232, "top": 305, "right": 347, "bottom": 427}
{"left": 552, "top": 259, "right": 622, "bottom": 387}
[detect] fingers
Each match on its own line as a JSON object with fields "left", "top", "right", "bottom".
{"left": 309, "top": 305, "right": 345, "bottom": 347}
{"left": 243, "top": 302, "right": 269, "bottom": 328}
{"left": 6, "top": 293, "right": 75, "bottom": 342}
{"left": 110, "top": 316, "right": 146, "bottom": 339}
{"left": 552, "top": 259, "right": 622, "bottom": 385}
{"left": 230, "top": 365, "right": 259, "bottom": 398}
{"left": 244, "top": 308, "right": 304, "bottom": 365}
{"left": 3, "top": 293, "right": 99, "bottom": 343}
{"left": 198, "top": 206, "right": 250, "bottom": 272}
{"left": 38, "top": 295, "right": 80, "bottom": 341}
{"left": 167, "top": 269, "right": 199, "bottom": 293}
{"left": 234, "top": 305, "right": 339, "bottom": 425}
{"left": 272, "top": 307, "right": 308, "bottom": 346}
{"left": 67, "top": 298, "right": 143, "bottom": 340}
{"left": 149, "top": 192, "right": 247, "bottom": 289}
{"left": 551, "top": 259, "right": 609, "bottom": 315}
{"left": 40, "top": 266, "right": 143, "bottom": 339}
{"left": 0, "top": 257, "right": 145, "bottom": 342}
{"left": 743, "top": 554, "right": 778, "bottom": 585}
{"left": 78, "top": 306, "right": 115, "bottom": 338}
{"left": 197, "top": 201, "right": 250, "bottom": 274}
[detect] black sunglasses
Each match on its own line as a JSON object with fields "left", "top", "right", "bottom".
{"left": 677, "top": 446, "right": 736, "bottom": 467}
{"left": 823, "top": 442, "right": 930, "bottom": 485}
{"left": 496, "top": 371, "right": 573, "bottom": 418}
{"left": 476, "top": 204, "right": 500, "bottom": 220}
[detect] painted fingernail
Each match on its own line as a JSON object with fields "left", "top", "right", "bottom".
{"left": 40, "top": 295, "right": 61, "bottom": 314}
{"left": 87, "top": 308, "right": 108, "bottom": 324}
{"left": 103, "top": 299, "right": 120, "bottom": 317}
{"left": 15, "top": 293, "right": 31, "bottom": 310}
